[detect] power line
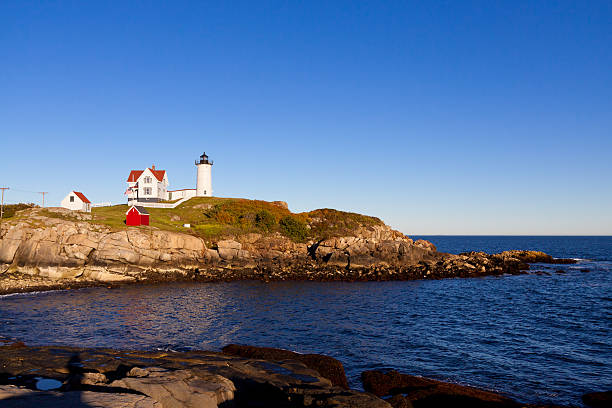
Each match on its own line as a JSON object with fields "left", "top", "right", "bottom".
{"left": 0, "top": 187, "right": 55, "bottom": 212}
{"left": 9, "top": 188, "right": 49, "bottom": 195}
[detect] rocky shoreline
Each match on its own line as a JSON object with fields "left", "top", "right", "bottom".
{"left": 0, "top": 208, "right": 578, "bottom": 295}
{"left": 0, "top": 341, "right": 606, "bottom": 407}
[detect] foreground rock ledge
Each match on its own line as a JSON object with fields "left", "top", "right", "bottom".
{"left": 0, "top": 342, "right": 388, "bottom": 408}
{"left": 0, "top": 208, "right": 577, "bottom": 295}
{"left": 1, "top": 342, "right": 597, "bottom": 408}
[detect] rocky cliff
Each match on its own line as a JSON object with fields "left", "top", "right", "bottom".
{"left": 0, "top": 206, "right": 574, "bottom": 294}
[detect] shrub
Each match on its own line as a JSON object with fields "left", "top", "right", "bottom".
{"left": 305, "top": 208, "right": 383, "bottom": 239}
{"left": 255, "top": 210, "right": 276, "bottom": 232}
{"left": 279, "top": 215, "right": 308, "bottom": 242}
{"left": 214, "top": 210, "right": 235, "bottom": 225}
{"left": 1, "top": 203, "right": 37, "bottom": 219}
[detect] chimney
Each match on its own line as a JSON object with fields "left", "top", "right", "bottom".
{"left": 152, "top": 165, "right": 155, "bottom": 170}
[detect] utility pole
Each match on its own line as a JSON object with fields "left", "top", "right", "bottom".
{"left": 39, "top": 191, "right": 48, "bottom": 208}
{"left": 0, "top": 187, "right": 8, "bottom": 222}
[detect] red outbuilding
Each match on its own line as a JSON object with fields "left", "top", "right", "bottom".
{"left": 126, "top": 205, "right": 150, "bottom": 226}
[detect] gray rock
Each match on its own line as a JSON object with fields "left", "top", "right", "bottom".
{"left": 111, "top": 368, "right": 234, "bottom": 408}
{"left": 81, "top": 371, "right": 108, "bottom": 385}
{"left": 217, "top": 248, "right": 239, "bottom": 260}
{"left": 217, "top": 240, "right": 241, "bottom": 250}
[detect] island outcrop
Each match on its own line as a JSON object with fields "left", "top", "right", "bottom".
{"left": 0, "top": 199, "right": 576, "bottom": 294}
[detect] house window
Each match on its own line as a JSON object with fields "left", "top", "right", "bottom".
{"left": 144, "top": 176, "right": 152, "bottom": 184}
{"left": 144, "top": 187, "right": 152, "bottom": 195}
{"left": 70, "top": 196, "right": 74, "bottom": 202}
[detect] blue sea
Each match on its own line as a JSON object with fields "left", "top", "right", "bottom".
{"left": 1, "top": 236, "right": 610, "bottom": 406}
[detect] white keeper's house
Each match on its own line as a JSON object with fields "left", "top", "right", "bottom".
{"left": 126, "top": 165, "right": 169, "bottom": 203}
{"left": 126, "top": 152, "right": 214, "bottom": 205}
{"left": 61, "top": 191, "right": 92, "bottom": 212}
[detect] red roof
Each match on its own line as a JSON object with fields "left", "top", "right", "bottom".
{"left": 126, "top": 205, "right": 149, "bottom": 215}
{"left": 73, "top": 191, "right": 91, "bottom": 203}
{"left": 151, "top": 169, "right": 166, "bottom": 181}
{"left": 127, "top": 168, "right": 166, "bottom": 182}
{"left": 127, "top": 170, "right": 144, "bottom": 182}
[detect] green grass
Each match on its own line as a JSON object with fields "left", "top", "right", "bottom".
{"left": 54, "top": 197, "right": 385, "bottom": 242}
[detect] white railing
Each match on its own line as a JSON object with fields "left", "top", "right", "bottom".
{"left": 92, "top": 202, "right": 112, "bottom": 208}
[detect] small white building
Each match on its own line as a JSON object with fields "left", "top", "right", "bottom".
{"left": 61, "top": 191, "right": 92, "bottom": 212}
{"left": 126, "top": 165, "right": 169, "bottom": 203}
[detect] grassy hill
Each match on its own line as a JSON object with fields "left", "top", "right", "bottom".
{"left": 79, "top": 197, "right": 384, "bottom": 242}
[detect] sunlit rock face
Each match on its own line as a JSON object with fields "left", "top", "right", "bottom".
{"left": 0, "top": 208, "right": 573, "bottom": 294}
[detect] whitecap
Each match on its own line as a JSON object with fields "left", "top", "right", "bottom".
{"left": 0, "top": 289, "right": 71, "bottom": 298}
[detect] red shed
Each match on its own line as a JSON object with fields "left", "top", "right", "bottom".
{"left": 126, "top": 205, "right": 149, "bottom": 226}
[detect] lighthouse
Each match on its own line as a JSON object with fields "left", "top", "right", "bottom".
{"left": 195, "top": 152, "right": 213, "bottom": 197}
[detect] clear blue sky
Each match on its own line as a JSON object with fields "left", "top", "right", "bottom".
{"left": 1, "top": 1, "right": 611, "bottom": 235}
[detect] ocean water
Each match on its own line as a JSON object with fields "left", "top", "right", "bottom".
{"left": 1, "top": 236, "right": 610, "bottom": 406}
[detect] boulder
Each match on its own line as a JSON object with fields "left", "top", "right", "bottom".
{"left": 361, "top": 370, "right": 519, "bottom": 407}
{"left": 81, "top": 371, "right": 108, "bottom": 385}
{"left": 414, "top": 239, "right": 436, "bottom": 251}
{"left": 217, "top": 240, "right": 241, "bottom": 250}
{"left": 216, "top": 241, "right": 243, "bottom": 260}
{"left": 222, "top": 344, "right": 349, "bottom": 389}
{"left": 111, "top": 368, "right": 234, "bottom": 408}
{"left": 217, "top": 248, "right": 239, "bottom": 260}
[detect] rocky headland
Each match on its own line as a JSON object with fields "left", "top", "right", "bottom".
{"left": 0, "top": 201, "right": 576, "bottom": 295}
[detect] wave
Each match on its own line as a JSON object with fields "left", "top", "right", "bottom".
{"left": 0, "top": 289, "right": 71, "bottom": 299}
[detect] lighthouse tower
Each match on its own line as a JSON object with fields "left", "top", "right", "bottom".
{"left": 195, "top": 152, "right": 213, "bottom": 197}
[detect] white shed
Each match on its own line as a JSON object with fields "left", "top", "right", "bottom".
{"left": 61, "top": 191, "right": 92, "bottom": 212}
